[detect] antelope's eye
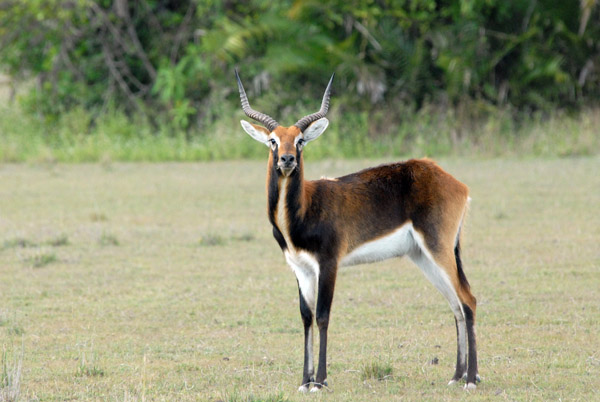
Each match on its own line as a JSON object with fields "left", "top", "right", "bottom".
{"left": 297, "top": 138, "right": 305, "bottom": 146}
{"left": 269, "top": 139, "right": 277, "bottom": 146}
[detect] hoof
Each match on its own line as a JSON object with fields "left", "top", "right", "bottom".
{"left": 298, "top": 384, "right": 309, "bottom": 393}
{"left": 448, "top": 373, "right": 466, "bottom": 386}
{"left": 310, "top": 380, "right": 328, "bottom": 392}
{"left": 464, "top": 382, "right": 477, "bottom": 391}
{"left": 476, "top": 374, "right": 482, "bottom": 383}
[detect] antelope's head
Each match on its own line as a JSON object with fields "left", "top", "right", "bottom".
{"left": 236, "top": 70, "right": 333, "bottom": 177}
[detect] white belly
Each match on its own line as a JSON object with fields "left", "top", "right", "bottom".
{"left": 340, "top": 223, "right": 415, "bottom": 267}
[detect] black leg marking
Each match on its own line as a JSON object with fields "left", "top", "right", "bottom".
{"left": 298, "top": 283, "right": 314, "bottom": 390}
{"left": 314, "top": 266, "right": 336, "bottom": 388}
{"left": 463, "top": 303, "right": 479, "bottom": 388}
{"left": 455, "top": 239, "right": 470, "bottom": 289}
{"left": 451, "top": 317, "right": 467, "bottom": 382}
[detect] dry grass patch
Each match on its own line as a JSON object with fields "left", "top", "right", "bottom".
{"left": 1, "top": 344, "right": 23, "bottom": 402}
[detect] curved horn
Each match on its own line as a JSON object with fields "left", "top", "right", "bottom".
{"left": 294, "top": 73, "right": 335, "bottom": 132}
{"left": 235, "top": 69, "right": 279, "bottom": 132}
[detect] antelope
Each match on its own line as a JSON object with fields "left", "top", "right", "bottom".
{"left": 235, "top": 71, "right": 479, "bottom": 392}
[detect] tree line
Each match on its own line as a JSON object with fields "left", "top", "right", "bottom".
{"left": 1, "top": 0, "right": 598, "bottom": 133}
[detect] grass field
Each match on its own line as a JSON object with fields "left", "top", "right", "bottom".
{"left": 1, "top": 157, "right": 599, "bottom": 401}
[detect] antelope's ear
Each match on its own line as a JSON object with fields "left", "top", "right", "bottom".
{"left": 302, "top": 118, "right": 329, "bottom": 144}
{"left": 241, "top": 120, "right": 270, "bottom": 146}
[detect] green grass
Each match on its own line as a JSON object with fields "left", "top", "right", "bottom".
{"left": 0, "top": 158, "right": 599, "bottom": 400}
{"left": 98, "top": 232, "right": 120, "bottom": 247}
{"left": 361, "top": 362, "right": 394, "bottom": 381}
{"left": 2, "top": 234, "right": 69, "bottom": 250}
{"left": 198, "top": 233, "right": 227, "bottom": 247}
{"left": 45, "top": 234, "right": 69, "bottom": 247}
{"left": 75, "top": 349, "right": 105, "bottom": 378}
{"left": 26, "top": 252, "right": 57, "bottom": 268}
{"left": 0, "top": 104, "right": 599, "bottom": 162}
{"left": 2, "top": 237, "right": 36, "bottom": 250}
{"left": 217, "top": 390, "right": 290, "bottom": 402}
{"left": 198, "top": 232, "right": 255, "bottom": 247}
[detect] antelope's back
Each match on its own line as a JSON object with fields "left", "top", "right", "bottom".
{"left": 309, "top": 158, "right": 470, "bottom": 254}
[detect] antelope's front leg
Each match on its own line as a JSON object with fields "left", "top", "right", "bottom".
{"left": 311, "top": 260, "right": 338, "bottom": 392}
{"left": 289, "top": 256, "right": 319, "bottom": 393}
{"left": 297, "top": 284, "right": 315, "bottom": 392}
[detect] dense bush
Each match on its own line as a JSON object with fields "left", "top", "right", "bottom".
{"left": 0, "top": 0, "right": 599, "bottom": 135}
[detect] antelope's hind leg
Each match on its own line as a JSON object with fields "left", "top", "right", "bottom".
{"left": 454, "top": 239, "right": 479, "bottom": 389}
{"left": 409, "top": 235, "right": 478, "bottom": 389}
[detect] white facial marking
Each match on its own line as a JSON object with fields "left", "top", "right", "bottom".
{"left": 340, "top": 224, "right": 414, "bottom": 267}
{"left": 268, "top": 133, "right": 280, "bottom": 150}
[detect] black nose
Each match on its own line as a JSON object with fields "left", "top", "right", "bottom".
{"left": 280, "top": 154, "right": 296, "bottom": 165}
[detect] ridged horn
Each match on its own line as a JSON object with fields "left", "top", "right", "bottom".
{"left": 294, "top": 73, "right": 335, "bottom": 132}
{"left": 235, "top": 69, "right": 279, "bottom": 132}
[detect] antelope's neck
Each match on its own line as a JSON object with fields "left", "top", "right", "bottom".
{"left": 267, "top": 161, "right": 306, "bottom": 251}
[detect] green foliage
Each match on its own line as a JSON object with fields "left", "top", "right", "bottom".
{"left": 0, "top": 1, "right": 599, "bottom": 162}
{"left": 1, "top": 100, "right": 599, "bottom": 161}
{"left": 1, "top": 1, "right": 599, "bottom": 125}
